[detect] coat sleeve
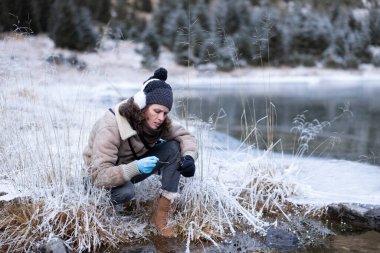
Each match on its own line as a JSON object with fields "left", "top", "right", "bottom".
{"left": 89, "top": 126, "right": 141, "bottom": 188}
{"left": 162, "top": 123, "right": 198, "bottom": 160}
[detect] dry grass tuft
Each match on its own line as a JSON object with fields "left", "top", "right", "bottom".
{"left": 0, "top": 197, "right": 128, "bottom": 252}
{"left": 0, "top": 199, "right": 44, "bottom": 252}
{"left": 238, "top": 159, "right": 297, "bottom": 219}
{"left": 15, "top": 87, "right": 36, "bottom": 99}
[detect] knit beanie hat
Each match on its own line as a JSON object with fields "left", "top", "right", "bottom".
{"left": 133, "top": 67, "right": 173, "bottom": 111}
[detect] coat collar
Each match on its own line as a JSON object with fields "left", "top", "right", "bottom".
{"left": 114, "top": 99, "right": 137, "bottom": 141}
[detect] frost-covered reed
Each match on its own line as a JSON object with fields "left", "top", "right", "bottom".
{"left": 0, "top": 81, "right": 300, "bottom": 252}
{"left": 0, "top": 78, "right": 137, "bottom": 251}
{"left": 0, "top": 36, "right": 310, "bottom": 252}
{"left": 171, "top": 118, "right": 300, "bottom": 252}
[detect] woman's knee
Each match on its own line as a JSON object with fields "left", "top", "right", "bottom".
{"left": 164, "top": 140, "right": 180, "bottom": 154}
{"left": 110, "top": 182, "right": 135, "bottom": 204}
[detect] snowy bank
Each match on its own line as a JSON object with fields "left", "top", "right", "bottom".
{"left": 284, "top": 158, "right": 380, "bottom": 206}
{"left": 1, "top": 33, "right": 380, "bottom": 214}
{"left": 1, "top": 34, "right": 380, "bottom": 251}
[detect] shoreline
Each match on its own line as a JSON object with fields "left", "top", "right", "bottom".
{"left": 1, "top": 33, "right": 380, "bottom": 252}
{"left": 2, "top": 34, "right": 380, "bottom": 91}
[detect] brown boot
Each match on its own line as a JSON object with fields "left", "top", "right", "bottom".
{"left": 151, "top": 195, "right": 177, "bottom": 238}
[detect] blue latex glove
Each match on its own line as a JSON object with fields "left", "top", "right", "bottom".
{"left": 136, "top": 156, "right": 159, "bottom": 174}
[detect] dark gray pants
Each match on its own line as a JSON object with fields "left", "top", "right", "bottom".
{"left": 110, "top": 140, "right": 181, "bottom": 204}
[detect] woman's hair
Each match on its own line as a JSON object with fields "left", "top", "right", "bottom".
{"left": 119, "top": 97, "right": 172, "bottom": 135}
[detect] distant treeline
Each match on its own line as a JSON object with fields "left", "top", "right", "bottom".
{"left": 1, "top": 0, "right": 380, "bottom": 70}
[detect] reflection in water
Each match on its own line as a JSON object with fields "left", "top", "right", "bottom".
{"left": 303, "top": 230, "right": 380, "bottom": 253}
{"left": 331, "top": 231, "right": 380, "bottom": 252}
{"left": 150, "top": 236, "right": 186, "bottom": 253}
{"left": 120, "top": 230, "right": 380, "bottom": 252}
{"left": 175, "top": 87, "right": 380, "bottom": 165}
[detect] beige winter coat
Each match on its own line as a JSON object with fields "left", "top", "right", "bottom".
{"left": 83, "top": 100, "right": 198, "bottom": 188}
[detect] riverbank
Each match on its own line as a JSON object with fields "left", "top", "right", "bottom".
{"left": 2, "top": 33, "right": 380, "bottom": 88}
{"left": 1, "top": 34, "right": 380, "bottom": 252}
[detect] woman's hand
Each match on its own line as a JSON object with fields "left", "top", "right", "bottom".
{"left": 137, "top": 156, "right": 159, "bottom": 174}
{"left": 178, "top": 155, "right": 195, "bottom": 177}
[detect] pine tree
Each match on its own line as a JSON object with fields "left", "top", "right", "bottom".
{"left": 173, "top": 31, "right": 194, "bottom": 66}
{"left": 190, "top": 22, "right": 206, "bottom": 59}
{"left": 214, "top": 0, "right": 240, "bottom": 35}
{"left": 31, "top": 0, "right": 54, "bottom": 33}
{"left": 249, "top": 7, "right": 283, "bottom": 66}
{"left": 0, "top": 1, "right": 12, "bottom": 32}
{"left": 328, "top": 7, "right": 370, "bottom": 66}
{"left": 191, "top": 0, "right": 210, "bottom": 31}
{"left": 162, "top": 8, "right": 188, "bottom": 50}
{"left": 1, "top": 0, "right": 34, "bottom": 34}
{"left": 94, "top": 0, "right": 111, "bottom": 23}
{"left": 139, "top": 25, "right": 161, "bottom": 69}
{"left": 152, "top": 0, "right": 178, "bottom": 36}
{"left": 49, "top": 0, "right": 99, "bottom": 51}
{"left": 370, "top": 8, "right": 380, "bottom": 46}
{"left": 199, "top": 38, "right": 219, "bottom": 64}
{"left": 134, "top": 0, "right": 152, "bottom": 13}
{"left": 115, "top": 0, "right": 127, "bottom": 18}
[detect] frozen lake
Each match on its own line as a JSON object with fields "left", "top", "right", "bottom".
{"left": 175, "top": 83, "right": 380, "bottom": 166}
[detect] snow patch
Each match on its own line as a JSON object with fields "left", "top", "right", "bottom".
{"left": 286, "top": 158, "right": 380, "bottom": 206}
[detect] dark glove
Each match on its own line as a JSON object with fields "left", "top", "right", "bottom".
{"left": 178, "top": 155, "right": 195, "bottom": 177}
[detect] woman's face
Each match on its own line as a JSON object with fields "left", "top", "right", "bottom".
{"left": 144, "top": 104, "right": 169, "bottom": 129}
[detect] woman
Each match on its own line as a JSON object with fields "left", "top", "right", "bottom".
{"left": 83, "top": 68, "right": 198, "bottom": 237}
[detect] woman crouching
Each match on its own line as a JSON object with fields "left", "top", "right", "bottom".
{"left": 83, "top": 67, "right": 198, "bottom": 238}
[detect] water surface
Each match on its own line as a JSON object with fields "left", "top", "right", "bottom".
{"left": 175, "top": 84, "right": 380, "bottom": 165}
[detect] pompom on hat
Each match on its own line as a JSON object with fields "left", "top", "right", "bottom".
{"left": 133, "top": 67, "right": 173, "bottom": 111}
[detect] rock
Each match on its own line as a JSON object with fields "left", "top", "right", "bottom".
{"left": 300, "top": 219, "right": 335, "bottom": 237}
{"left": 45, "top": 238, "right": 69, "bottom": 253}
{"left": 365, "top": 208, "right": 380, "bottom": 231}
{"left": 265, "top": 224, "right": 299, "bottom": 251}
{"left": 327, "top": 203, "right": 380, "bottom": 231}
{"left": 205, "top": 233, "right": 267, "bottom": 253}
{"left": 46, "top": 54, "right": 87, "bottom": 71}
